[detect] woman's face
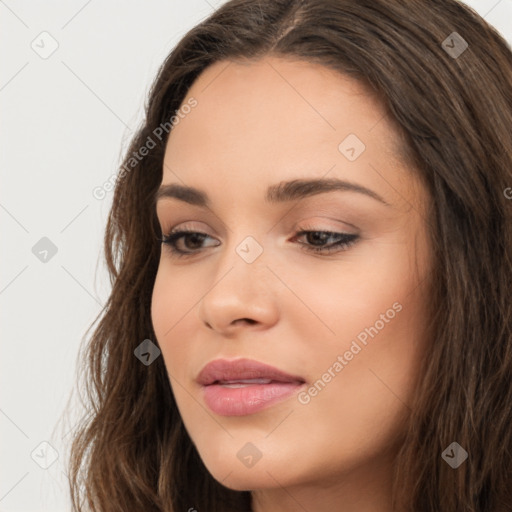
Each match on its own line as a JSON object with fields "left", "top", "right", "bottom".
{"left": 151, "top": 56, "right": 432, "bottom": 501}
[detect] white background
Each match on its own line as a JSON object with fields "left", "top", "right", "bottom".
{"left": 1, "top": 1, "right": 511, "bottom": 510}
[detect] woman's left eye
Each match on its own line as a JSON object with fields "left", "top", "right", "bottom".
{"left": 292, "top": 230, "right": 359, "bottom": 254}
{"left": 159, "top": 229, "right": 359, "bottom": 258}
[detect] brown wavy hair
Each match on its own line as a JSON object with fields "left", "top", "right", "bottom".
{"left": 65, "top": 0, "right": 512, "bottom": 510}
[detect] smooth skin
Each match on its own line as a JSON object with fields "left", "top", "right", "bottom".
{"left": 151, "top": 56, "right": 432, "bottom": 512}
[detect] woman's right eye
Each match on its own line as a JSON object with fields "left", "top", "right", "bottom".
{"left": 160, "top": 229, "right": 219, "bottom": 258}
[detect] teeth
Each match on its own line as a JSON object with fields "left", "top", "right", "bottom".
{"left": 218, "top": 378, "right": 273, "bottom": 387}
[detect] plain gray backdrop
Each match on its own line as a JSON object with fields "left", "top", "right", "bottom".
{"left": 1, "top": 1, "right": 511, "bottom": 510}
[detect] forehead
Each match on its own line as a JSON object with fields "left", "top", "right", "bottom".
{"left": 162, "top": 56, "right": 418, "bottom": 209}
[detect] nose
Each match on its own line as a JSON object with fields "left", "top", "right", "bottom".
{"left": 197, "top": 250, "right": 280, "bottom": 336}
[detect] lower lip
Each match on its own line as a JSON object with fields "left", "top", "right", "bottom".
{"left": 202, "top": 382, "right": 304, "bottom": 416}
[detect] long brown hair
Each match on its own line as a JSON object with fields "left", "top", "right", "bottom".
{"left": 66, "top": 1, "right": 512, "bottom": 510}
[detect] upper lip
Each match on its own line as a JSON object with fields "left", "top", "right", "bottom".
{"left": 197, "top": 358, "right": 306, "bottom": 386}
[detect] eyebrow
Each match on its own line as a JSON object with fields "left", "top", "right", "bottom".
{"left": 154, "top": 177, "right": 390, "bottom": 208}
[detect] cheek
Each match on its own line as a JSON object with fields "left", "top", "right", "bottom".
{"left": 150, "top": 267, "right": 196, "bottom": 379}
{"left": 288, "top": 236, "right": 426, "bottom": 351}
{"left": 297, "top": 272, "right": 426, "bottom": 419}
{"left": 285, "top": 279, "right": 428, "bottom": 481}
{"left": 292, "top": 237, "right": 429, "bottom": 427}
{"left": 151, "top": 269, "right": 173, "bottom": 344}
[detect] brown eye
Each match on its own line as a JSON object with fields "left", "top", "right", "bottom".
{"left": 160, "top": 230, "right": 219, "bottom": 257}
{"left": 293, "top": 230, "right": 359, "bottom": 254}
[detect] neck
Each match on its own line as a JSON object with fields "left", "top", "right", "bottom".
{"left": 250, "top": 448, "right": 397, "bottom": 512}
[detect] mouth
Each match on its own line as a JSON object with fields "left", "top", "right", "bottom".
{"left": 197, "top": 358, "right": 306, "bottom": 416}
{"left": 212, "top": 378, "right": 280, "bottom": 387}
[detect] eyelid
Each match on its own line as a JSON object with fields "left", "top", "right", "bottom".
{"left": 292, "top": 217, "right": 360, "bottom": 235}
{"left": 160, "top": 217, "right": 360, "bottom": 241}
{"left": 164, "top": 220, "right": 212, "bottom": 235}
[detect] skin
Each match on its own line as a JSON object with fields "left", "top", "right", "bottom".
{"left": 151, "top": 55, "right": 432, "bottom": 512}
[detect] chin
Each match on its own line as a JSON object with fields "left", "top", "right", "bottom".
{"left": 198, "top": 448, "right": 296, "bottom": 491}
{"left": 211, "top": 467, "right": 283, "bottom": 492}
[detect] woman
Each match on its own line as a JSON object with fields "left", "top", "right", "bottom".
{"left": 67, "top": 0, "right": 512, "bottom": 510}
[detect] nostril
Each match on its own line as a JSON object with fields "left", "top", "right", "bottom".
{"left": 236, "top": 318, "right": 257, "bottom": 325}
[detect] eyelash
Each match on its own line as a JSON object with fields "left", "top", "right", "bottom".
{"left": 159, "top": 228, "right": 359, "bottom": 258}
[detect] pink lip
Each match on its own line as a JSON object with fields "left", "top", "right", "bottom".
{"left": 197, "top": 358, "right": 306, "bottom": 416}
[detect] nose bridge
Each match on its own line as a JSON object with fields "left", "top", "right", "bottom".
{"left": 210, "top": 231, "right": 270, "bottom": 299}
{"left": 215, "top": 210, "right": 270, "bottom": 271}
{"left": 197, "top": 229, "right": 279, "bottom": 330}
